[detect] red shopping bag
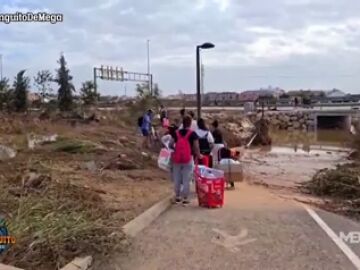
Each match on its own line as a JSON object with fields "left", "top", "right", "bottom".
{"left": 194, "top": 166, "right": 225, "bottom": 208}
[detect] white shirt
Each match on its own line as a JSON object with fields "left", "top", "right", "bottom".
{"left": 179, "top": 120, "right": 198, "bottom": 131}
{"left": 195, "top": 129, "right": 215, "bottom": 144}
{"left": 211, "top": 143, "right": 225, "bottom": 165}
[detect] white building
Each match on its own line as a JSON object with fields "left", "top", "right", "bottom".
{"left": 326, "top": 89, "right": 346, "bottom": 98}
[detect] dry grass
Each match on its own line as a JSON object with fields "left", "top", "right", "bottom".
{"left": 0, "top": 179, "right": 124, "bottom": 270}
{"left": 0, "top": 111, "right": 170, "bottom": 269}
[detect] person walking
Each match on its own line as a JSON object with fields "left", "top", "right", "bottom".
{"left": 188, "top": 111, "right": 198, "bottom": 130}
{"left": 195, "top": 118, "right": 214, "bottom": 167}
{"left": 178, "top": 110, "right": 198, "bottom": 131}
{"left": 141, "top": 109, "right": 153, "bottom": 148}
{"left": 211, "top": 120, "right": 225, "bottom": 166}
{"left": 171, "top": 115, "right": 202, "bottom": 205}
{"left": 160, "top": 105, "right": 169, "bottom": 128}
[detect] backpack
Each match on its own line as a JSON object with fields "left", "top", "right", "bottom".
{"left": 137, "top": 116, "right": 143, "bottom": 127}
{"left": 198, "top": 132, "right": 211, "bottom": 155}
{"left": 218, "top": 147, "right": 231, "bottom": 161}
{"left": 172, "top": 130, "right": 192, "bottom": 164}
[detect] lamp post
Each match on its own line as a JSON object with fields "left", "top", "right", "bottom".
{"left": 0, "top": 54, "right": 3, "bottom": 81}
{"left": 196, "top": 42, "right": 214, "bottom": 119}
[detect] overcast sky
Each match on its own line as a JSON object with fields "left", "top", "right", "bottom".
{"left": 1, "top": 0, "right": 360, "bottom": 96}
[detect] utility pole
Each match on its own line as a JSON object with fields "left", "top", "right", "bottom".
{"left": 147, "top": 39, "right": 152, "bottom": 95}
{"left": 196, "top": 46, "right": 201, "bottom": 118}
{"left": 93, "top": 67, "right": 97, "bottom": 94}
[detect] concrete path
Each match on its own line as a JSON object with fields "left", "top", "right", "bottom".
{"left": 116, "top": 183, "right": 360, "bottom": 270}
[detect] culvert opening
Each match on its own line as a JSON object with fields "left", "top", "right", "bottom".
{"left": 317, "top": 115, "right": 348, "bottom": 130}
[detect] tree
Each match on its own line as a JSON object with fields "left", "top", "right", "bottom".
{"left": 13, "top": 70, "right": 30, "bottom": 112}
{"left": 34, "top": 70, "right": 53, "bottom": 103}
{"left": 0, "top": 77, "right": 11, "bottom": 110}
{"left": 131, "top": 83, "right": 161, "bottom": 114}
{"left": 80, "top": 81, "right": 99, "bottom": 105}
{"left": 152, "top": 83, "right": 161, "bottom": 98}
{"left": 55, "top": 54, "right": 75, "bottom": 111}
{"left": 302, "top": 95, "right": 312, "bottom": 106}
{"left": 136, "top": 83, "right": 161, "bottom": 99}
{"left": 136, "top": 83, "right": 151, "bottom": 99}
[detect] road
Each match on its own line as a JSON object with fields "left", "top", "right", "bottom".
{"left": 115, "top": 183, "right": 360, "bottom": 270}
{"left": 97, "top": 104, "right": 360, "bottom": 113}
{"left": 165, "top": 105, "right": 360, "bottom": 112}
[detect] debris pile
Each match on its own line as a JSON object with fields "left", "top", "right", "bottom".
{"left": 251, "top": 118, "right": 272, "bottom": 146}
{"left": 0, "top": 144, "right": 16, "bottom": 160}
{"left": 301, "top": 163, "right": 360, "bottom": 219}
{"left": 101, "top": 154, "right": 143, "bottom": 171}
{"left": 301, "top": 164, "right": 360, "bottom": 199}
{"left": 27, "top": 134, "right": 58, "bottom": 149}
{"left": 219, "top": 117, "right": 255, "bottom": 147}
{"left": 52, "top": 138, "right": 107, "bottom": 154}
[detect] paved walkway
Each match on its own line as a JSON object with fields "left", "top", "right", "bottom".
{"left": 116, "top": 183, "right": 360, "bottom": 270}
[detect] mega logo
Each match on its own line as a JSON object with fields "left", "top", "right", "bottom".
{"left": 339, "top": 231, "right": 360, "bottom": 244}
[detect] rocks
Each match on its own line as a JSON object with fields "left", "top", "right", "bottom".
{"left": 101, "top": 156, "right": 141, "bottom": 171}
{"left": 27, "top": 134, "right": 58, "bottom": 149}
{"left": 82, "top": 161, "right": 98, "bottom": 172}
{"left": 293, "top": 122, "right": 301, "bottom": 129}
{"left": 265, "top": 112, "right": 314, "bottom": 131}
{"left": 119, "top": 136, "right": 131, "bottom": 145}
{"left": 0, "top": 145, "right": 16, "bottom": 161}
{"left": 22, "top": 172, "right": 51, "bottom": 189}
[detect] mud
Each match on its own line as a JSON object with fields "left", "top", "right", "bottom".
{"left": 242, "top": 145, "right": 350, "bottom": 189}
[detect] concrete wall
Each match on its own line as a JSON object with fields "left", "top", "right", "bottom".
{"left": 263, "top": 111, "right": 355, "bottom": 131}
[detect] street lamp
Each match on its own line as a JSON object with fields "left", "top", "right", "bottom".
{"left": 196, "top": 42, "right": 215, "bottom": 119}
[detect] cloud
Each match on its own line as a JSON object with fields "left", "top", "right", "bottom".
{"left": 0, "top": 0, "right": 360, "bottom": 94}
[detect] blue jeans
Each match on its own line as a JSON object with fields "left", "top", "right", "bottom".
{"left": 172, "top": 160, "right": 194, "bottom": 199}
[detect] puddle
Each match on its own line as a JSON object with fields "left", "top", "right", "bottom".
{"left": 241, "top": 129, "right": 351, "bottom": 188}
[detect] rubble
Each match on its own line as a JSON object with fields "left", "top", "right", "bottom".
{"left": 221, "top": 117, "right": 255, "bottom": 147}
{"left": 301, "top": 163, "right": 360, "bottom": 200}
{"left": 22, "top": 172, "right": 51, "bottom": 189}
{"left": 251, "top": 118, "right": 272, "bottom": 146}
{"left": 27, "top": 134, "right": 58, "bottom": 149}
{"left": 0, "top": 145, "right": 16, "bottom": 161}
{"left": 82, "top": 161, "right": 98, "bottom": 172}
{"left": 101, "top": 155, "right": 141, "bottom": 171}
